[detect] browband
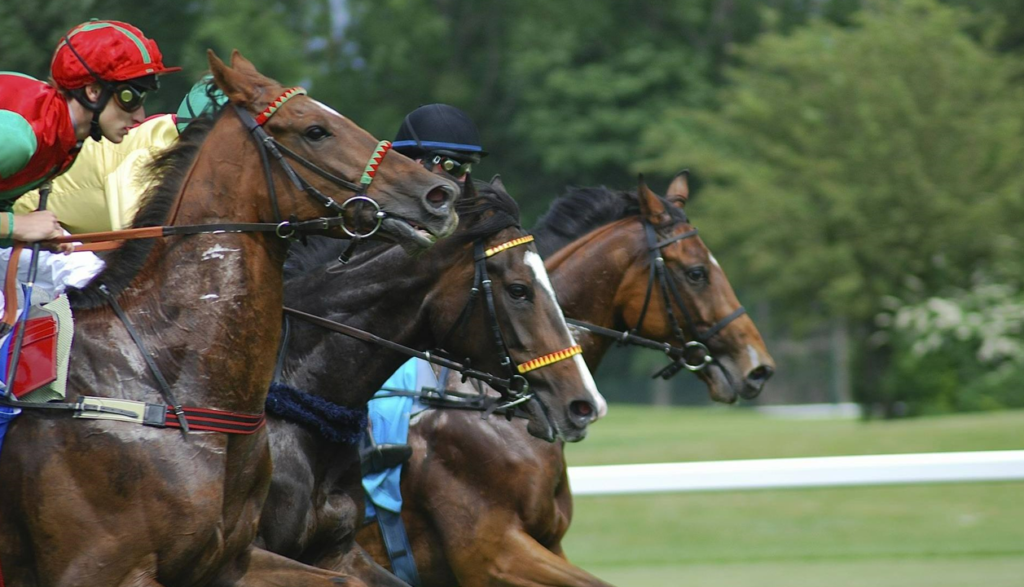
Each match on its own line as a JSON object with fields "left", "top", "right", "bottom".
{"left": 483, "top": 235, "right": 534, "bottom": 258}
{"left": 255, "top": 87, "right": 307, "bottom": 126}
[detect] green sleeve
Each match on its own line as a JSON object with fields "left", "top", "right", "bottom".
{"left": 0, "top": 110, "right": 37, "bottom": 179}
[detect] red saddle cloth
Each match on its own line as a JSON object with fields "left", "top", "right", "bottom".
{"left": 6, "top": 314, "right": 58, "bottom": 398}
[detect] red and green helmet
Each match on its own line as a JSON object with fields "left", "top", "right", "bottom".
{"left": 50, "top": 20, "right": 180, "bottom": 90}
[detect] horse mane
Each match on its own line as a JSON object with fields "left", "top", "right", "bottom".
{"left": 530, "top": 186, "right": 686, "bottom": 258}
{"left": 68, "top": 115, "right": 220, "bottom": 310}
{"left": 283, "top": 178, "right": 521, "bottom": 280}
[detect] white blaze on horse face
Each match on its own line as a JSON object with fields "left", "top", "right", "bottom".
{"left": 747, "top": 344, "right": 761, "bottom": 368}
{"left": 523, "top": 250, "right": 608, "bottom": 419}
{"left": 709, "top": 252, "right": 721, "bottom": 269}
{"left": 310, "top": 99, "right": 345, "bottom": 119}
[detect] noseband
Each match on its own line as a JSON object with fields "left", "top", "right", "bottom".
{"left": 233, "top": 87, "right": 393, "bottom": 239}
{"left": 441, "top": 234, "right": 582, "bottom": 405}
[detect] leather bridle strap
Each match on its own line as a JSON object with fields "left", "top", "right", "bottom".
{"left": 570, "top": 218, "right": 746, "bottom": 379}
{"left": 234, "top": 87, "right": 393, "bottom": 238}
{"left": 468, "top": 235, "right": 584, "bottom": 382}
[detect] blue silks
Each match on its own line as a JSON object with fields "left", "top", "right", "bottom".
{"left": 363, "top": 358, "right": 418, "bottom": 517}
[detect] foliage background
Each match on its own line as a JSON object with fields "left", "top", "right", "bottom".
{"left": 3, "top": 0, "right": 1021, "bottom": 415}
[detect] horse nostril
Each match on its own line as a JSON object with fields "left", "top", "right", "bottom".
{"left": 570, "top": 400, "right": 595, "bottom": 423}
{"left": 747, "top": 365, "right": 774, "bottom": 384}
{"left": 424, "top": 185, "right": 452, "bottom": 209}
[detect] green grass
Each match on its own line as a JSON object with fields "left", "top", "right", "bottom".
{"left": 561, "top": 406, "right": 1024, "bottom": 587}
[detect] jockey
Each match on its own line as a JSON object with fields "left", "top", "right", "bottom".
{"left": 391, "top": 103, "right": 487, "bottom": 183}
{"left": 14, "top": 76, "right": 227, "bottom": 233}
{"left": 0, "top": 21, "right": 178, "bottom": 438}
{"left": 0, "top": 19, "right": 179, "bottom": 240}
{"left": 361, "top": 103, "right": 488, "bottom": 585}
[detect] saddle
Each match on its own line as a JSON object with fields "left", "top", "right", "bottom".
{"left": 0, "top": 296, "right": 70, "bottom": 402}
{"left": 0, "top": 244, "right": 72, "bottom": 402}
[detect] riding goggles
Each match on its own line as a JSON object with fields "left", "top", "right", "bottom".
{"left": 111, "top": 83, "right": 148, "bottom": 112}
{"left": 426, "top": 152, "right": 474, "bottom": 178}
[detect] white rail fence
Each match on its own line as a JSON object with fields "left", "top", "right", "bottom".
{"left": 567, "top": 450, "right": 1024, "bottom": 496}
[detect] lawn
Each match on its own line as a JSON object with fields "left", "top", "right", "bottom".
{"left": 561, "top": 406, "right": 1024, "bottom": 587}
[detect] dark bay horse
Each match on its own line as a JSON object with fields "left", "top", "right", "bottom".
{"left": 355, "top": 175, "right": 775, "bottom": 586}
{"left": 0, "top": 51, "right": 459, "bottom": 587}
{"left": 259, "top": 177, "right": 605, "bottom": 585}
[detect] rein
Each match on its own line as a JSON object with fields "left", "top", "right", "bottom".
{"left": 567, "top": 218, "right": 746, "bottom": 380}
{"left": 372, "top": 384, "right": 530, "bottom": 420}
{"left": 280, "top": 307, "right": 527, "bottom": 412}
{"left": 1, "top": 86, "right": 393, "bottom": 435}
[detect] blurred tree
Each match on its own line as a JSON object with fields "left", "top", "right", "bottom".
{"left": 0, "top": 0, "right": 327, "bottom": 114}
{"left": 642, "top": 0, "right": 1024, "bottom": 412}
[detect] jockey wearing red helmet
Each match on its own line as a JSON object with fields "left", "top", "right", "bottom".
{"left": 0, "top": 19, "right": 178, "bottom": 242}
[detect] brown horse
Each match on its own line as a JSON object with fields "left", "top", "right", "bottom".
{"left": 355, "top": 175, "right": 775, "bottom": 586}
{"left": 0, "top": 51, "right": 459, "bottom": 587}
{"left": 258, "top": 178, "right": 605, "bottom": 586}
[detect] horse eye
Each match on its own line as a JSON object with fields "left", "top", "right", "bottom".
{"left": 303, "top": 125, "right": 331, "bottom": 141}
{"left": 507, "top": 284, "right": 529, "bottom": 300}
{"left": 685, "top": 267, "right": 708, "bottom": 283}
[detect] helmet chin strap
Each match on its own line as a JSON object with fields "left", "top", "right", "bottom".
{"left": 62, "top": 34, "right": 114, "bottom": 142}
{"left": 69, "top": 87, "right": 112, "bottom": 142}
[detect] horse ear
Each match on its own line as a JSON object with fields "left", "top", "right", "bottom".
{"left": 637, "top": 174, "right": 669, "bottom": 223}
{"left": 229, "top": 50, "right": 259, "bottom": 75}
{"left": 489, "top": 174, "right": 506, "bottom": 193}
{"left": 207, "top": 49, "right": 257, "bottom": 106}
{"left": 666, "top": 170, "right": 690, "bottom": 208}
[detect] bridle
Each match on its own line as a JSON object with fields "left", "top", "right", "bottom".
{"left": 233, "top": 87, "right": 394, "bottom": 239}
{"left": 438, "top": 234, "right": 582, "bottom": 406}
{"left": 567, "top": 216, "right": 746, "bottom": 380}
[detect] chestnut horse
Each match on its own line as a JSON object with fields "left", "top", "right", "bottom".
{"left": 356, "top": 175, "right": 775, "bottom": 586}
{"left": 259, "top": 177, "right": 605, "bottom": 586}
{"left": 0, "top": 52, "right": 459, "bottom": 587}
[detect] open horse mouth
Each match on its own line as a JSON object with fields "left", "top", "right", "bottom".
{"left": 380, "top": 216, "right": 442, "bottom": 252}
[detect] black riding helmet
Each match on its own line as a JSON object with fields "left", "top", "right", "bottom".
{"left": 392, "top": 104, "right": 486, "bottom": 176}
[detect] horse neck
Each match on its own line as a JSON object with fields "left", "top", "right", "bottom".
{"left": 82, "top": 121, "right": 288, "bottom": 414}
{"left": 544, "top": 217, "right": 642, "bottom": 370}
{"left": 283, "top": 245, "right": 456, "bottom": 408}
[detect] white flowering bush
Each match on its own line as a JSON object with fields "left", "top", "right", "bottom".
{"left": 874, "top": 284, "right": 1024, "bottom": 413}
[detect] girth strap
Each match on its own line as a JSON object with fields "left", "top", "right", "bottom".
{"left": 0, "top": 395, "right": 265, "bottom": 434}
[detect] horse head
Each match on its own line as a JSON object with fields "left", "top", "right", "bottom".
{"left": 428, "top": 177, "right": 605, "bottom": 442}
{"left": 207, "top": 50, "right": 459, "bottom": 251}
{"left": 620, "top": 172, "right": 775, "bottom": 402}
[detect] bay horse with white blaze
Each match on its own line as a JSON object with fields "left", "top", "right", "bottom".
{"left": 0, "top": 51, "right": 458, "bottom": 587}
{"left": 258, "top": 177, "right": 605, "bottom": 586}
{"left": 356, "top": 174, "right": 775, "bottom": 586}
